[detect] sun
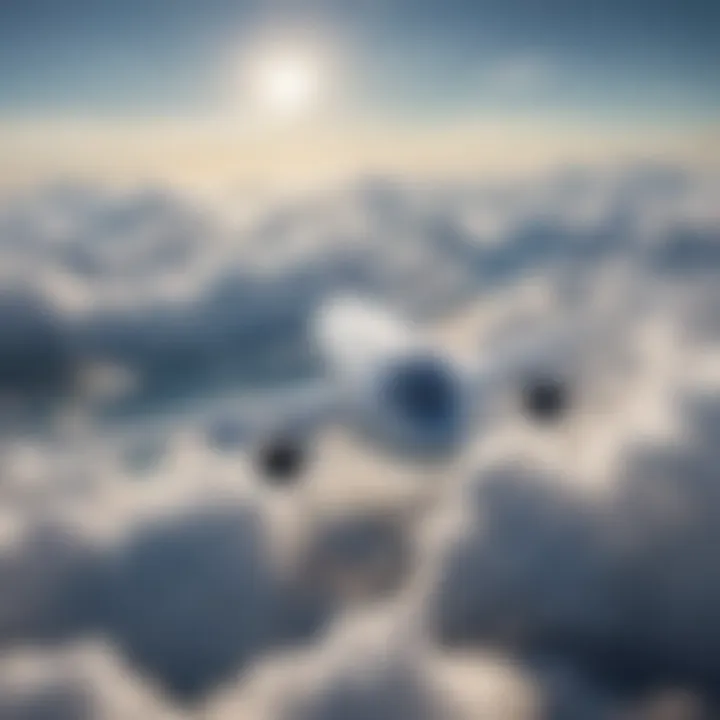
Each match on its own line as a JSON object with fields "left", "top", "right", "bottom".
{"left": 247, "top": 47, "right": 326, "bottom": 121}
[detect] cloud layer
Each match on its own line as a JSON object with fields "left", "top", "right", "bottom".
{"left": 0, "top": 163, "right": 719, "bottom": 718}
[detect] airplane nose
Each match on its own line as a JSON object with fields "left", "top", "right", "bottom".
{"left": 384, "top": 357, "right": 460, "bottom": 427}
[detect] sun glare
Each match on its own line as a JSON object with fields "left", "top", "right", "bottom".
{"left": 247, "top": 48, "right": 326, "bottom": 121}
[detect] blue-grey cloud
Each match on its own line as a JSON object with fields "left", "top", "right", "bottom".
{"left": 0, "top": 163, "right": 718, "bottom": 717}
{"left": 427, "top": 387, "right": 720, "bottom": 709}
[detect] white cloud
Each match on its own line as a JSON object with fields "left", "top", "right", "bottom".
{"left": 0, "top": 163, "right": 718, "bottom": 716}
{"left": 0, "top": 641, "right": 186, "bottom": 720}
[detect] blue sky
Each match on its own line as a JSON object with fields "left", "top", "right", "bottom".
{"left": 0, "top": 0, "right": 718, "bottom": 187}
{"left": 1, "top": 0, "right": 718, "bottom": 121}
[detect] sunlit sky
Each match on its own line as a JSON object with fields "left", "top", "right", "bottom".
{"left": 1, "top": 0, "right": 719, "bottom": 187}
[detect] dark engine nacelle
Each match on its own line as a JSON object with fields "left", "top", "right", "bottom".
{"left": 256, "top": 435, "right": 308, "bottom": 484}
{"left": 521, "top": 375, "right": 571, "bottom": 423}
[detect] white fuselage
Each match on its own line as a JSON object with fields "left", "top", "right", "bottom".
{"left": 314, "top": 297, "right": 476, "bottom": 460}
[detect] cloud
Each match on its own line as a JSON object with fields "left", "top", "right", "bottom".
{"left": 206, "top": 608, "right": 640, "bottom": 720}
{"left": 0, "top": 162, "right": 716, "bottom": 424}
{"left": 207, "top": 608, "right": 458, "bottom": 720}
{"left": 0, "top": 460, "right": 332, "bottom": 701}
{"left": 102, "top": 503, "right": 279, "bottom": 701}
{"left": 425, "top": 388, "right": 720, "bottom": 707}
{"left": 0, "top": 521, "right": 103, "bottom": 647}
{"left": 0, "top": 431, "right": 426, "bottom": 703}
{"left": 0, "top": 162, "right": 718, "bottom": 717}
{"left": 0, "top": 642, "right": 185, "bottom": 720}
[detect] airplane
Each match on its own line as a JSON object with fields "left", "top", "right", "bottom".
{"left": 248, "top": 294, "right": 606, "bottom": 483}
{"left": 0, "top": 281, "right": 629, "bottom": 482}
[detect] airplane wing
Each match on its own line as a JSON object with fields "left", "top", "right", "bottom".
{"left": 474, "top": 272, "right": 642, "bottom": 422}
{"left": 68, "top": 378, "right": 341, "bottom": 481}
{"left": 235, "top": 379, "right": 340, "bottom": 442}
{"left": 216, "top": 378, "right": 342, "bottom": 481}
